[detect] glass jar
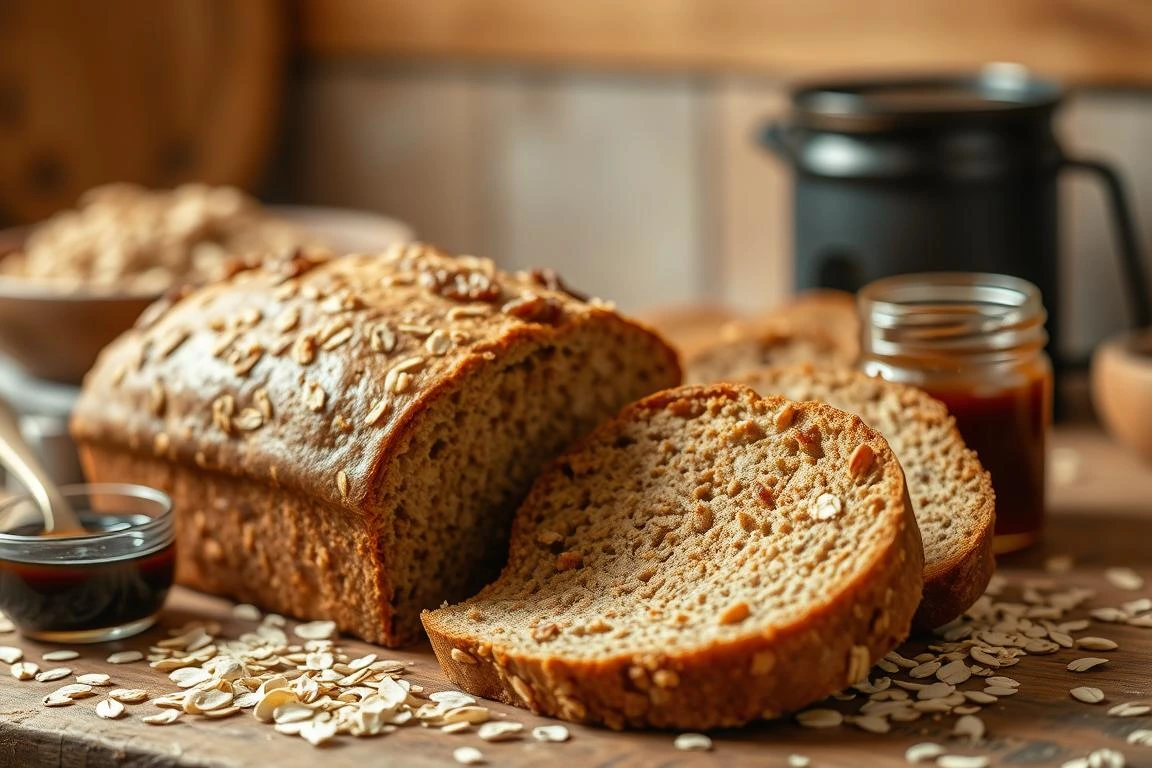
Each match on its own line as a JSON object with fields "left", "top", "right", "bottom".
{"left": 858, "top": 273, "right": 1052, "bottom": 554}
{"left": 0, "top": 484, "right": 176, "bottom": 642}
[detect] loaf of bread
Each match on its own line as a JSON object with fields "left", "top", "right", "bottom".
{"left": 739, "top": 364, "right": 995, "bottom": 630}
{"left": 71, "top": 245, "right": 681, "bottom": 646}
{"left": 423, "top": 384, "right": 924, "bottom": 729}
{"left": 683, "top": 291, "right": 860, "bottom": 384}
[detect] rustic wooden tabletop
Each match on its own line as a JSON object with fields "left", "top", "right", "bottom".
{"left": 1, "top": 426, "right": 1150, "bottom": 768}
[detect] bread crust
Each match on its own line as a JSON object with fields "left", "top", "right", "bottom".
{"left": 738, "top": 364, "right": 996, "bottom": 632}
{"left": 423, "top": 384, "right": 924, "bottom": 729}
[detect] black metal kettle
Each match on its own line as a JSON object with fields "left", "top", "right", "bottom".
{"left": 761, "top": 66, "right": 1150, "bottom": 366}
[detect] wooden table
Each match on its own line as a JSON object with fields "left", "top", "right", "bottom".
{"left": 2, "top": 427, "right": 1151, "bottom": 767}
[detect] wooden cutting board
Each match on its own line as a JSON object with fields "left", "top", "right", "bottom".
{"left": 0, "top": 0, "right": 285, "bottom": 224}
{"left": 1, "top": 427, "right": 1151, "bottom": 767}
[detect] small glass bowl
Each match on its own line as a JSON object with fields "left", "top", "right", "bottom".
{"left": 0, "top": 483, "right": 175, "bottom": 643}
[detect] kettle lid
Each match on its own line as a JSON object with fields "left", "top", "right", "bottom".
{"left": 793, "top": 64, "right": 1063, "bottom": 132}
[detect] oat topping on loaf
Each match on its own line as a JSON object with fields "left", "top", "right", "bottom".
{"left": 738, "top": 364, "right": 995, "bottom": 631}
{"left": 422, "top": 384, "right": 924, "bottom": 730}
{"left": 72, "top": 244, "right": 681, "bottom": 646}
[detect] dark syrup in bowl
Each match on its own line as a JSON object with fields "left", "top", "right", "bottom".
{"left": 0, "top": 512, "right": 175, "bottom": 636}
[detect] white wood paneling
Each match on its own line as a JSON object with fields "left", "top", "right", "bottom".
{"left": 291, "top": 66, "right": 486, "bottom": 255}
{"left": 479, "top": 73, "right": 703, "bottom": 311}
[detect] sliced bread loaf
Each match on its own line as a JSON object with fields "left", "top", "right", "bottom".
{"left": 72, "top": 245, "right": 681, "bottom": 646}
{"left": 738, "top": 364, "right": 995, "bottom": 630}
{"left": 422, "top": 384, "right": 924, "bottom": 730}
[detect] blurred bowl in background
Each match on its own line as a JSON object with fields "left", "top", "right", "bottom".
{"left": 0, "top": 206, "right": 413, "bottom": 384}
{"left": 1091, "top": 327, "right": 1152, "bottom": 464}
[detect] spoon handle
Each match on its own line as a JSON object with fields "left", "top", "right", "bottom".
{"left": 0, "top": 397, "right": 83, "bottom": 533}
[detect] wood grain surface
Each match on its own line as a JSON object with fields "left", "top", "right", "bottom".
{"left": 299, "top": 0, "right": 1152, "bottom": 84}
{"left": 1, "top": 427, "right": 1150, "bottom": 767}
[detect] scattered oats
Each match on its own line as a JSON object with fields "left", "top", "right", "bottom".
{"left": 35, "top": 667, "right": 72, "bottom": 683}
{"left": 52, "top": 683, "right": 94, "bottom": 699}
{"left": 953, "top": 715, "right": 985, "bottom": 741}
{"left": 985, "top": 676, "right": 1019, "bottom": 688}
{"left": 300, "top": 717, "right": 340, "bottom": 746}
{"left": 106, "top": 650, "right": 144, "bottom": 664}
{"left": 1077, "top": 637, "right": 1119, "bottom": 651}
{"left": 11, "top": 662, "right": 38, "bottom": 680}
{"left": 984, "top": 686, "right": 1018, "bottom": 697}
{"left": 1123, "top": 598, "right": 1152, "bottom": 614}
{"left": 0, "top": 646, "right": 22, "bottom": 664}
{"left": 294, "top": 620, "right": 337, "bottom": 641}
{"left": 788, "top": 756, "right": 811, "bottom": 768}
{"left": 478, "top": 721, "right": 524, "bottom": 742}
{"left": 1108, "top": 702, "right": 1151, "bottom": 717}
{"left": 1127, "top": 729, "right": 1152, "bottom": 746}
{"left": 1068, "top": 657, "right": 1109, "bottom": 672}
{"left": 796, "top": 709, "right": 843, "bottom": 728}
{"left": 937, "top": 659, "right": 972, "bottom": 685}
{"left": 76, "top": 673, "right": 111, "bottom": 686}
{"left": 1105, "top": 568, "right": 1144, "bottom": 591}
{"left": 1050, "top": 630, "right": 1075, "bottom": 648}
{"left": 441, "top": 721, "right": 471, "bottom": 734}
{"left": 852, "top": 714, "right": 891, "bottom": 734}
{"left": 42, "top": 694, "right": 75, "bottom": 707}
{"left": 910, "top": 660, "right": 941, "bottom": 679}
{"left": 673, "top": 733, "right": 713, "bottom": 751}
{"left": 953, "top": 706, "right": 982, "bottom": 715}
{"left": 1084, "top": 748, "right": 1126, "bottom": 768}
{"left": 231, "top": 603, "right": 262, "bottom": 621}
{"left": 42, "top": 650, "right": 79, "bottom": 662}
{"left": 96, "top": 698, "right": 126, "bottom": 719}
{"left": 904, "top": 743, "right": 946, "bottom": 763}
{"left": 0, "top": 617, "right": 12, "bottom": 634}
{"left": 917, "top": 682, "right": 956, "bottom": 700}
{"left": 187, "top": 688, "right": 235, "bottom": 714}
{"left": 532, "top": 725, "right": 570, "bottom": 743}
{"left": 1128, "top": 615, "right": 1152, "bottom": 627}
{"left": 143, "top": 709, "right": 182, "bottom": 725}
{"left": 169, "top": 667, "right": 211, "bottom": 688}
{"left": 936, "top": 757, "right": 989, "bottom": 768}
{"left": 1071, "top": 687, "right": 1105, "bottom": 704}
{"left": 109, "top": 689, "right": 148, "bottom": 703}
{"left": 1091, "top": 608, "right": 1129, "bottom": 623}
{"left": 453, "top": 746, "right": 485, "bottom": 765}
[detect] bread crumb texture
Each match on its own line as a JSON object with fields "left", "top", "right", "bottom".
{"left": 423, "top": 384, "right": 924, "bottom": 729}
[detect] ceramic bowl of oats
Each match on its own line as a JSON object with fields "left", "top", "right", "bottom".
{"left": 0, "top": 184, "right": 411, "bottom": 383}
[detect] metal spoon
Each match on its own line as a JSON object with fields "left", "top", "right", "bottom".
{"left": 0, "top": 396, "right": 85, "bottom": 534}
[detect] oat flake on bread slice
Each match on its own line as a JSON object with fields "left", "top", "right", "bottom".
{"left": 738, "top": 364, "right": 996, "bottom": 631}
{"left": 422, "top": 384, "right": 924, "bottom": 730}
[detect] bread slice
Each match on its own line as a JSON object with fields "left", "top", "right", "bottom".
{"left": 422, "top": 384, "right": 924, "bottom": 730}
{"left": 738, "top": 364, "right": 995, "bottom": 631}
{"left": 683, "top": 291, "right": 859, "bottom": 385}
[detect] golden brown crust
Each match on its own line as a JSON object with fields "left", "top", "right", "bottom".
{"left": 737, "top": 364, "right": 996, "bottom": 632}
{"left": 72, "top": 245, "right": 681, "bottom": 645}
{"left": 422, "top": 384, "right": 924, "bottom": 729}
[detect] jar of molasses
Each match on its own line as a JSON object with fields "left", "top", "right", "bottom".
{"left": 858, "top": 273, "right": 1052, "bottom": 554}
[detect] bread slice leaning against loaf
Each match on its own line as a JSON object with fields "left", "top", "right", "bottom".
{"left": 422, "top": 384, "right": 924, "bottom": 730}
{"left": 71, "top": 245, "right": 681, "bottom": 646}
{"left": 738, "top": 364, "right": 995, "bottom": 631}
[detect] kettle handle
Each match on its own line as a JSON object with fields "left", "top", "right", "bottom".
{"left": 1061, "top": 157, "right": 1151, "bottom": 329}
